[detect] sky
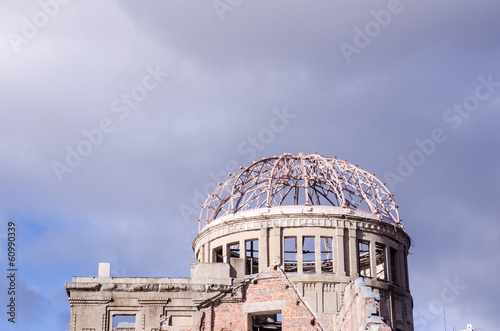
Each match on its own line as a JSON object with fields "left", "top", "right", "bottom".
{"left": 0, "top": 0, "right": 499, "bottom": 330}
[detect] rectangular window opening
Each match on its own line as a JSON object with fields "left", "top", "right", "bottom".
{"left": 245, "top": 239, "right": 259, "bottom": 275}
{"left": 213, "top": 246, "right": 223, "bottom": 263}
{"left": 229, "top": 242, "right": 240, "bottom": 258}
{"left": 404, "top": 253, "right": 410, "bottom": 289}
{"left": 376, "top": 243, "right": 386, "bottom": 280}
{"left": 252, "top": 313, "right": 282, "bottom": 331}
{"left": 358, "top": 240, "right": 371, "bottom": 277}
{"left": 112, "top": 315, "right": 135, "bottom": 331}
{"left": 284, "top": 237, "right": 297, "bottom": 273}
{"left": 390, "top": 248, "right": 399, "bottom": 285}
{"left": 321, "top": 237, "right": 333, "bottom": 273}
{"left": 302, "top": 236, "right": 315, "bottom": 273}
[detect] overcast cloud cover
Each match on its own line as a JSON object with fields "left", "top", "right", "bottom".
{"left": 0, "top": 0, "right": 499, "bottom": 330}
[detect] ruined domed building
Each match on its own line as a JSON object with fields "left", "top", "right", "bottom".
{"left": 66, "top": 153, "right": 413, "bottom": 331}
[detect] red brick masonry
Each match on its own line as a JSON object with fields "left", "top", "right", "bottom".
{"left": 161, "top": 267, "right": 392, "bottom": 331}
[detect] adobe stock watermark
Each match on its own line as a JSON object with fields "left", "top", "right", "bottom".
{"left": 413, "top": 277, "right": 467, "bottom": 330}
{"left": 7, "top": 0, "right": 73, "bottom": 53}
{"left": 383, "top": 74, "right": 500, "bottom": 192}
{"left": 51, "top": 65, "right": 169, "bottom": 183}
{"left": 442, "top": 75, "right": 500, "bottom": 130}
{"left": 178, "top": 106, "right": 296, "bottom": 223}
{"left": 213, "top": 0, "right": 244, "bottom": 22}
{"left": 339, "top": 0, "right": 408, "bottom": 63}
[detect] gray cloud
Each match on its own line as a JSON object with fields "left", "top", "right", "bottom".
{"left": 1, "top": 0, "right": 499, "bottom": 330}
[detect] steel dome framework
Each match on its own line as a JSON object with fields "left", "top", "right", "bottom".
{"left": 199, "top": 153, "right": 400, "bottom": 227}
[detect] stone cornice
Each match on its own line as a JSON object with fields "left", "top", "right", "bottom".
{"left": 66, "top": 282, "right": 232, "bottom": 294}
{"left": 138, "top": 299, "right": 170, "bottom": 306}
{"left": 353, "top": 218, "right": 411, "bottom": 247}
{"left": 68, "top": 298, "right": 111, "bottom": 307}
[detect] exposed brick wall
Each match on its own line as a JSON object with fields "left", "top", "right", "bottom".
{"left": 203, "top": 267, "right": 322, "bottom": 331}
{"left": 160, "top": 270, "right": 393, "bottom": 331}
{"left": 160, "top": 267, "right": 323, "bottom": 331}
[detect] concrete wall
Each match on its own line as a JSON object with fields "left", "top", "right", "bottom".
{"left": 66, "top": 263, "right": 233, "bottom": 331}
{"left": 334, "top": 278, "right": 392, "bottom": 331}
